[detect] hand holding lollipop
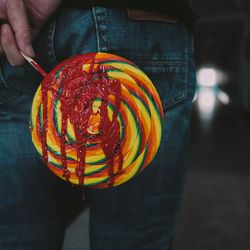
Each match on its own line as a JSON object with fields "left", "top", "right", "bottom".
{"left": 0, "top": 0, "right": 62, "bottom": 65}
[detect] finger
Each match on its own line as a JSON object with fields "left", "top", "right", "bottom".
{"left": 0, "top": 35, "right": 3, "bottom": 55}
{"left": 0, "top": 44, "right": 3, "bottom": 55}
{"left": 6, "top": 0, "right": 35, "bottom": 57}
{"left": 1, "top": 24, "right": 25, "bottom": 66}
{"left": 0, "top": 25, "right": 5, "bottom": 56}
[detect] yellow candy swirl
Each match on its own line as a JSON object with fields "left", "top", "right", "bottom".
{"left": 30, "top": 52, "right": 164, "bottom": 188}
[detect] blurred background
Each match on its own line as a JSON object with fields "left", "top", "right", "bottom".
{"left": 63, "top": 1, "right": 250, "bottom": 249}
{"left": 174, "top": 1, "right": 250, "bottom": 249}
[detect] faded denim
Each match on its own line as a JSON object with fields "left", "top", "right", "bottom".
{"left": 0, "top": 7, "right": 196, "bottom": 250}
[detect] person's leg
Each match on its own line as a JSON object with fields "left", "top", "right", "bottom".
{"left": 87, "top": 7, "right": 196, "bottom": 250}
{"left": 53, "top": 7, "right": 196, "bottom": 249}
{"left": 0, "top": 6, "right": 195, "bottom": 249}
{"left": 0, "top": 17, "right": 83, "bottom": 250}
{"left": 54, "top": 7, "right": 195, "bottom": 250}
{"left": 51, "top": 7, "right": 195, "bottom": 249}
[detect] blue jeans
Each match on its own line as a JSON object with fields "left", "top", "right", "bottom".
{"left": 0, "top": 7, "right": 196, "bottom": 250}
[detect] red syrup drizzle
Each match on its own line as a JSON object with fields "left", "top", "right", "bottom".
{"left": 41, "top": 54, "right": 123, "bottom": 187}
{"left": 31, "top": 60, "right": 47, "bottom": 77}
{"left": 41, "top": 82, "right": 48, "bottom": 163}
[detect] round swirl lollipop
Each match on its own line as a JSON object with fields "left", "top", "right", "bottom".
{"left": 29, "top": 52, "right": 164, "bottom": 188}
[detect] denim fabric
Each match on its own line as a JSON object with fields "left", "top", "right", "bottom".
{"left": 0, "top": 6, "right": 196, "bottom": 250}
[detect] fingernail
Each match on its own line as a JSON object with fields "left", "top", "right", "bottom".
{"left": 9, "top": 61, "right": 19, "bottom": 66}
{"left": 8, "top": 58, "right": 25, "bottom": 67}
{"left": 24, "top": 45, "right": 35, "bottom": 57}
{"left": 8, "top": 58, "right": 16, "bottom": 66}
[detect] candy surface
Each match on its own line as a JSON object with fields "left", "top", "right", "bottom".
{"left": 30, "top": 52, "right": 164, "bottom": 188}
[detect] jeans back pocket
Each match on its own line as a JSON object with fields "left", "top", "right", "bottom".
{"left": 92, "top": 7, "right": 193, "bottom": 112}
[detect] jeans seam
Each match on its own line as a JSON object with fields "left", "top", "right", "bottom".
{"left": 92, "top": 7, "right": 101, "bottom": 52}
{"left": 0, "top": 62, "right": 9, "bottom": 88}
{"left": 47, "top": 17, "right": 58, "bottom": 66}
{"left": 92, "top": 7, "right": 108, "bottom": 52}
{"left": 184, "top": 29, "right": 196, "bottom": 101}
{"left": 0, "top": 92, "right": 20, "bottom": 105}
{"left": 163, "top": 27, "right": 189, "bottom": 111}
{"left": 0, "top": 61, "right": 21, "bottom": 105}
{"left": 184, "top": 28, "right": 188, "bottom": 102}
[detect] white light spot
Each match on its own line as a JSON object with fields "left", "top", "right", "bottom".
{"left": 197, "top": 88, "right": 217, "bottom": 124}
{"left": 197, "top": 68, "right": 217, "bottom": 87}
{"left": 217, "top": 90, "right": 230, "bottom": 105}
{"left": 192, "top": 91, "right": 198, "bottom": 103}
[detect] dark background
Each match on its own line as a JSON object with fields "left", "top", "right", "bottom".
{"left": 191, "top": 0, "right": 250, "bottom": 109}
{"left": 175, "top": 1, "right": 250, "bottom": 249}
{"left": 63, "top": 1, "right": 250, "bottom": 249}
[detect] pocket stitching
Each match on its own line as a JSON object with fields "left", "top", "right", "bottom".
{"left": 90, "top": 7, "right": 190, "bottom": 112}
{"left": 0, "top": 63, "right": 20, "bottom": 105}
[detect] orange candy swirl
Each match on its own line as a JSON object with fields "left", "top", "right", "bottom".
{"left": 30, "top": 52, "right": 164, "bottom": 188}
